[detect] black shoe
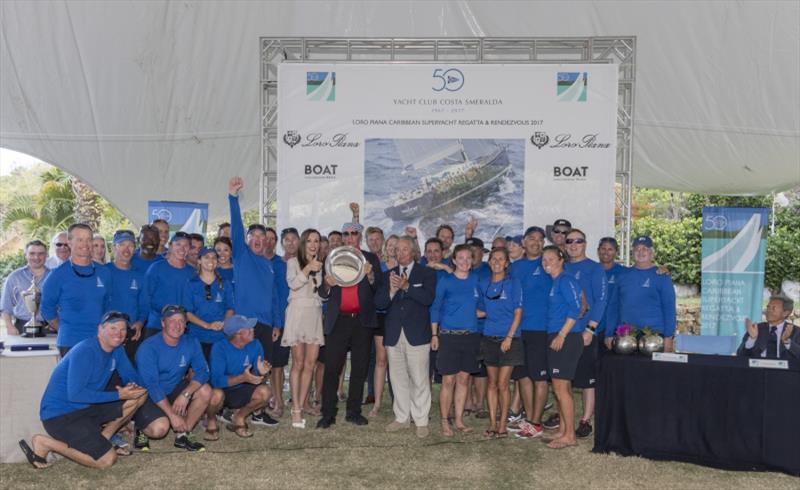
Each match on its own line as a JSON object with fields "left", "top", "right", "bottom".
{"left": 174, "top": 433, "right": 205, "bottom": 452}
{"left": 576, "top": 420, "right": 593, "bottom": 438}
{"left": 542, "top": 413, "right": 560, "bottom": 430}
{"left": 316, "top": 416, "right": 336, "bottom": 429}
{"left": 251, "top": 411, "right": 279, "bottom": 427}
{"left": 345, "top": 413, "right": 368, "bottom": 426}
{"left": 133, "top": 429, "right": 150, "bottom": 452}
{"left": 217, "top": 408, "right": 233, "bottom": 425}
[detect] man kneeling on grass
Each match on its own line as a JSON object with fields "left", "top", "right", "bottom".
{"left": 205, "top": 315, "right": 272, "bottom": 439}
{"left": 20, "top": 311, "right": 148, "bottom": 469}
{"left": 133, "top": 304, "right": 212, "bottom": 452}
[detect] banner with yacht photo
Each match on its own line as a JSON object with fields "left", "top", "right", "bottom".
{"left": 278, "top": 64, "right": 618, "bottom": 246}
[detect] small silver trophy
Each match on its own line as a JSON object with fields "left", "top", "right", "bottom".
{"left": 20, "top": 278, "right": 45, "bottom": 338}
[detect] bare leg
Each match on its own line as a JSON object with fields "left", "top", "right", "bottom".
{"left": 519, "top": 377, "right": 534, "bottom": 420}
{"left": 298, "top": 344, "right": 320, "bottom": 418}
{"left": 581, "top": 387, "right": 595, "bottom": 424}
{"left": 30, "top": 434, "right": 117, "bottom": 469}
{"left": 183, "top": 384, "right": 212, "bottom": 431}
{"left": 549, "top": 379, "right": 577, "bottom": 447}
{"left": 205, "top": 389, "right": 225, "bottom": 437}
{"left": 370, "top": 336, "right": 387, "bottom": 416}
{"left": 232, "top": 385, "right": 270, "bottom": 434}
{"left": 290, "top": 344, "right": 306, "bottom": 425}
{"left": 439, "top": 375, "right": 455, "bottom": 436}
{"left": 531, "top": 380, "right": 549, "bottom": 424}
{"left": 454, "top": 372, "right": 472, "bottom": 431}
{"left": 510, "top": 380, "right": 522, "bottom": 414}
{"left": 271, "top": 367, "right": 286, "bottom": 416}
{"left": 497, "top": 367, "right": 514, "bottom": 434}
{"left": 100, "top": 396, "right": 147, "bottom": 440}
{"left": 485, "top": 366, "right": 500, "bottom": 433}
{"left": 473, "top": 376, "right": 488, "bottom": 414}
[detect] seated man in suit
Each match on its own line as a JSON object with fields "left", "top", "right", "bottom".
{"left": 738, "top": 295, "right": 799, "bottom": 359}
{"left": 376, "top": 236, "right": 437, "bottom": 438}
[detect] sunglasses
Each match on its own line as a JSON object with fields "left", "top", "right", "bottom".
{"left": 55, "top": 242, "right": 70, "bottom": 248}
{"left": 204, "top": 283, "right": 213, "bottom": 301}
{"left": 101, "top": 310, "right": 130, "bottom": 324}
{"left": 342, "top": 231, "right": 359, "bottom": 237}
{"left": 485, "top": 282, "right": 505, "bottom": 301}
{"left": 566, "top": 238, "right": 586, "bottom": 244}
{"left": 552, "top": 229, "right": 570, "bottom": 235}
{"left": 161, "top": 304, "right": 187, "bottom": 317}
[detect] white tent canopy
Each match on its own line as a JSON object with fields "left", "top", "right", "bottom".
{"left": 1, "top": 1, "right": 798, "bottom": 224}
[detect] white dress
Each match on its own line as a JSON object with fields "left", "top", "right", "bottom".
{"left": 281, "top": 257, "right": 324, "bottom": 347}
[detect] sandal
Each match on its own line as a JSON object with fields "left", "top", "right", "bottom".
{"left": 303, "top": 406, "right": 321, "bottom": 417}
{"left": 291, "top": 409, "right": 306, "bottom": 429}
{"left": 203, "top": 428, "right": 220, "bottom": 441}
{"left": 19, "top": 439, "right": 49, "bottom": 469}
{"left": 496, "top": 431, "right": 509, "bottom": 439}
{"left": 455, "top": 425, "right": 474, "bottom": 434}
{"left": 483, "top": 429, "right": 497, "bottom": 439}
{"left": 547, "top": 439, "right": 578, "bottom": 449}
{"left": 226, "top": 423, "right": 253, "bottom": 438}
{"left": 440, "top": 420, "right": 454, "bottom": 438}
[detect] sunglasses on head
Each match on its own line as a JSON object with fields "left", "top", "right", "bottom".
{"left": 101, "top": 310, "right": 130, "bottom": 324}
{"left": 566, "top": 238, "right": 586, "bottom": 244}
{"left": 161, "top": 304, "right": 187, "bottom": 317}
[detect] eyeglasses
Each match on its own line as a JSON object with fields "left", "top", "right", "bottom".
{"left": 55, "top": 243, "right": 69, "bottom": 248}
{"left": 101, "top": 310, "right": 130, "bottom": 324}
{"left": 161, "top": 304, "right": 187, "bottom": 317}
{"left": 485, "top": 282, "right": 505, "bottom": 300}
{"left": 552, "top": 229, "right": 570, "bottom": 235}
{"left": 70, "top": 261, "right": 96, "bottom": 278}
{"left": 342, "top": 231, "right": 359, "bottom": 237}
{"left": 204, "top": 283, "right": 213, "bottom": 301}
{"left": 565, "top": 238, "right": 586, "bottom": 244}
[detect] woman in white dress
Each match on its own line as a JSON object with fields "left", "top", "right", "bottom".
{"left": 282, "top": 228, "right": 324, "bottom": 428}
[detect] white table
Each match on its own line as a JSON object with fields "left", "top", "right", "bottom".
{"left": 0, "top": 335, "right": 59, "bottom": 464}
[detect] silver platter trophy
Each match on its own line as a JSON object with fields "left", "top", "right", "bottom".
{"left": 20, "top": 278, "right": 45, "bottom": 338}
{"left": 325, "top": 246, "right": 367, "bottom": 287}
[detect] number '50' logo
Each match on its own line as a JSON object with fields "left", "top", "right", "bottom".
{"left": 703, "top": 215, "right": 728, "bottom": 231}
{"left": 432, "top": 68, "right": 465, "bottom": 92}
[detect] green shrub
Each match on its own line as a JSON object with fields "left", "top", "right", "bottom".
{"left": 0, "top": 251, "right": 26, "bottom": 284}
{"left": 632, "top": 217, "right": 702, "bottom": 285}
{"left": 765, "top": 226, "right": 800, "bottom": 292}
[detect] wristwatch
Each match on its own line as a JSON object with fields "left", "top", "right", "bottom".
{"left": 182, "top": 391, "right": 192, "bottom": 400}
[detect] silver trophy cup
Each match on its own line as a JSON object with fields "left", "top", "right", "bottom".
{"left": 20, "top": 278, "right": 45, "bottom": 338}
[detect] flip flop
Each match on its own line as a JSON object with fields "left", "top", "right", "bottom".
{"left": 547, "top": 439, "right": 578, "bottom": 449}
{"left": 483, "top": 429, "right": 497, "bottom": 439}
{"left": 226, "top": 423, "right": 253, "bottom": 438}
{"left": 19, "top": 440, "right": 49, "bottom": 469}
{"left": 203, "top": 428, "right": 220, "bottom": 441}
{"left": 496, "top": 431, "right": 509, "bottom": 439}
{"left": 455, "top": 425, "right": 474, "bottom": 434}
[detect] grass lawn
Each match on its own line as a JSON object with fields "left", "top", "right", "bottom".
{"left": 2, "top": 386, "right": 796, "bottom": 489}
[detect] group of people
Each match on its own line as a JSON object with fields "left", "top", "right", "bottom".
{"left": 4, "top": 176, "right": 797, "bottom": 470}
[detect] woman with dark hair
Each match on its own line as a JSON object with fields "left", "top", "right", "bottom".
{"left": 183, "top": 247, "right": 235, "bottom": 361}
{"left": 477, "top": 247, "right": 523, "bottom": 438}
{"left": 282, "top": 228, "right": 324, "bottom": 428}
{"left": 541, "top": 245, "right": 583, "bottom": 449}
{"left": 213, "top": 237, "right": 235, "bottom": 285}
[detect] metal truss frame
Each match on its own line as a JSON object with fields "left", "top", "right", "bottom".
{"left": 260, "top": 37, "right": 635, "bottom": 262}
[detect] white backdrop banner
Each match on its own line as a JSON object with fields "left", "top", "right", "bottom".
{"left": 278, "top": 63, "right": 618, "bottom": 248}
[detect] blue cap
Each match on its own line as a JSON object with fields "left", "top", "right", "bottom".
{"left": 505, "top": 235, "right": 523, "bottom": 245}
{"left": 524, "top": 226, "right": 545, "bottom": 238}
{"left": 112, "top": 230, "right": 135, "bottom": 245}
{"left": 169, "top": 231, "right": 190, "bottom": 244}
{"left": 632, "top": 235, "right": 654, "bottom": 248}
{"left": 223, "top": 315, "right": 257, "bottom": 336}
{"left": 198, "top": 246, "right": 216, "bottom": 258}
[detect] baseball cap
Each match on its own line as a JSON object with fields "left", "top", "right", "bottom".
{"left": 169, "top": 231, "right": 190, "bottom": 244}
{"left": 100, "top": 310, "right": 130, "bottom": 325}
{"left": 161, "top": 304, "right": 187, "bottom": 319}
{"left": 112, "top": 230, "right": 136, "bottom": 245}
{"left": 505, "top": 235, "right": 523, "bottom": 246}
{"left": 524, "top": 226, "right": 546, "bottom": 238}
{"left": 342, "top": 222, "right": 364, "bottom": 233}
{"left": 198, "top": 246, "right": 217, "bottom": 258}
{"left": 465, "top": 237, "right": 489, "bottom": 253}
{"left": 553, "top": 219, "right": 572, "bottom": 229}
{"left": 223, "top": 315, "right": 257, "bottom": 336}
{"left": 598, "top": 236, "right": 619, "bottom": 249}
{"left": 632, "top": 235, "right": 654, "bottom": 248}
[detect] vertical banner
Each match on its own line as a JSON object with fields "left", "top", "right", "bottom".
{"left": 700, "top": 207, "right": 769, "bottom": 336}
{"left": 147, "top": 201, "right": 209, "bottom": 237}
{"left": 278, "top": 64, "right": 618, "bottom": 254}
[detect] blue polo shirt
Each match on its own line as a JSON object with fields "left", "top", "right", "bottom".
{"left": 546, "top": 272, "right": 583, "bottom": 334}
{"left": 105, "top": 262, "right": 148, "bottom": 324}
{"left": 477, "top": 276, "right": 523, "bottom": 337}
{"left": 431, "top": 273, "right": 480, "bottom": 332}
{"left": 41, "top": 261, "right": 112, "bottom": 347}
{"left": 40, "top": 337, "right": 141, "bottom": 420}
{"left": 616, "top": 266, "right": 677, "bottom": 337}
{"left": 131, "top": 251, "right": 163, "bottom": 273}
{"left": 601, "top": 263, "right": 628, "bottom": 337}
{"left": 565, "top": 258, "right": 608, "bottom": 332}
{"left": 210, "top": 339, "right": 266, "bottom": 389}
{"left": 182, "top": 276, "right": 235, "bottom": 344}
{"left": 510, "top": 256, "right": 552, "bottom": 331}
{"left": 136, "top": 334, "right": 209, "bottom": 404}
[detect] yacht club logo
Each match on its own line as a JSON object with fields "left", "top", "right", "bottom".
{"left": 531, "top": 132, "right": 550, "bottom": 149}
{"left": 283, "top": 131, "right": 301, "bottom": 148}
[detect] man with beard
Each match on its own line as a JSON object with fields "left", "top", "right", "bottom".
{"left": 131, "top": 225, "right": 163, "bottom": 273}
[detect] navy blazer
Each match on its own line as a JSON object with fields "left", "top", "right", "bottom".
{"left": 375, "top": 262, "right": 437, "bottom": 347}
{"left": 318, "top": 249, "right": 382, "bottom": 335}
{"left": 737, "top": 322, "right": 800, "bottom": 360}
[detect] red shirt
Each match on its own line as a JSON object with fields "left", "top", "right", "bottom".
{"left": 340, "top": 285, "right": 360, "bottom": 313}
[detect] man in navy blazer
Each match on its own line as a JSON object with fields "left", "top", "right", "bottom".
{"left": 737, "top": 295, "right": 799, "bottom": 360}
{"left": 317, "top": 222, "right": 382, "bottom": 428}
{"left": 375, "top": 236, "right": 437, "bottom": 438}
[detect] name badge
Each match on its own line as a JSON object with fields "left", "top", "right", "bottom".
{"left": 748, "top": 358, "right": 788, "bottom": 370}
{"left": 652, "top": 352, "right": 688, "bottom": 363}
{"left": 412, "top": 283, "right": 423, "bottom": 287}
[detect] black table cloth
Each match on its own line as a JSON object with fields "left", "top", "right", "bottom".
{"left": 593, "top": 353, "right": 800, "bottom": 476}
